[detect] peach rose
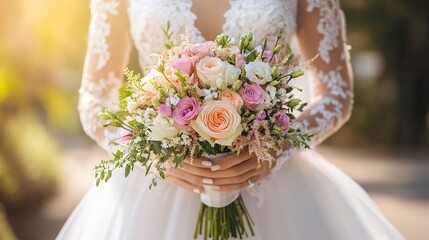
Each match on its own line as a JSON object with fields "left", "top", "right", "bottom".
{"left": 219, "top": 89, "right": 243, "bottom": 109}
{"left": 190, "top": 100, "right": 242, "bottom": 146}
{"left": 196, "top": 56, "right": 225, "bottom": 89}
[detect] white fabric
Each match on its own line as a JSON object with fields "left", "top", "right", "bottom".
{"left": 201, "top": 153, "right": 240, "bottom": 207}
{"left": 62, "top": 0, "right": 405, "bottom": 239}
{"left": 57, "top": 151, "right": 403, "bottom": 239}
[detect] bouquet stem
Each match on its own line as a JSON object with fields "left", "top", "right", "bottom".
{"left": 194, "top": 194, "right": 254, "bottom": 240}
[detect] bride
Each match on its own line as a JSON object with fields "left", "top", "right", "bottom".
{"left": 57, "top": 0, "right": 404, "bottom": 239}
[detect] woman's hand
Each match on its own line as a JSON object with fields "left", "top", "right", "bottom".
{"left": 166, "top": 150, "right": 274, "bottom": 193}
{"left": 208, "top": 150, "right": 272, "bottom": 192}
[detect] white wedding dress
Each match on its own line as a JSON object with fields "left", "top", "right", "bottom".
{"left": 57, "top": 0, "right": 404, "bottom": 239}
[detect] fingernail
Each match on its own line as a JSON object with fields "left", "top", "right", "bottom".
{"left": 205, "top": 185, "right": 220, "bottom": 190}
{"left": 211, "top": 165, "right": 221, "bottom": 171}
{"left": 193, "top": 188, "right": 201, "bottom": 194}
{"left": 202, "top": 178, "right": 213, "bottom": 184}
{"left": 202, "top": 161, "right": 212, "bottom": 167}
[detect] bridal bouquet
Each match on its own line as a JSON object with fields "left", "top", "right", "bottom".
{"left": 95, "top": 23, "right": 312, "bottom": 240}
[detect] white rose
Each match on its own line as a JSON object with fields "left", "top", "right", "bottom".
{"left": 244, "top": 60, "right": 272, "bottom": 85}
{"left": 196, "top": 57, "right": 225, "bottom": 89}
{"left": 149, "top": 115, "right": 180, "bottom": 141}
{"left": 223, "top": 62, "right": 241, "bottom": 86}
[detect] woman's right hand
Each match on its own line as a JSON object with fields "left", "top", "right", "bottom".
{"left": 166, "top": 156, "right": 214, "bottom": 194}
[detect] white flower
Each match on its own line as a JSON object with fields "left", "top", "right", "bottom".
{"left": 203, "top": 89, "right": 219, "bottom": 101}
{"left": 244, "top": 60, "right": 272, "bottom": 85}
{"left": 278, "top": 88, "right": 287, "bottom": 96}
{"left": 223, "top": 62, "right": 241, "bottom": 86}
{"left": 181, "top": 134, "right": 192, "bottom": 146}
{"left": 216, "top": 78, "right": 227, "bottom": 90}
{"left": 196, "top": 57, "right": 225, "bottom": 89}
{"left": 126, "top": 97, "right": 138, "bottom": 113}
{"left": 200, "top": 89, "right": 211, "bottom": 97}
{"left": 254, "top": 46, "right": 263, "bottom": 54}
{"left": 136, "top": 116, "right": 144, "bottom": 124}
{"left": 166, "top": 92, "right": 180, "bottom": 106}
{"left": 148, "top": 115, "right": 180, "bottom": 141}
{"left": 266, "top": 85, "right": 277, "bottom": 100}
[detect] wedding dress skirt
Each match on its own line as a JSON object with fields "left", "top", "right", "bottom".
{"left": 57, "top": 150, "right": 404, "bottom": 240}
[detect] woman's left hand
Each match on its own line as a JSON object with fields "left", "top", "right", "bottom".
{"left": 206, "top": 150, "right": 273, "bottom": 192}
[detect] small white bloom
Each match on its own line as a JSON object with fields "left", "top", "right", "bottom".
{"left": 223, "top": 62, "right": 241, "bottom": 86}
{"left": 244, "top": 60, "right": 272, "bottom": 85}
{"left": 216, "top": 78, "right": 227, "bottom": 90}
{"left": 148, "top": 115, "right": 180, "bottom": 141}
{"left": 126, "top": 97, "right": 138, "bottom": 113}
{"left": 278, "top": 88, "right": 287, "bottom": 96}
{"left": 203, "top": 89, "right": 219, "bottom": 101}
{"left": 254, "top": 46, "right": 263, "bottom": 54}
{"left": 201, "top": 89, "right": 211, "bottom": 97}
{"left": 266, "top": 85, "right": 277, "bottom": 100}
{"left": 136, "top": 116, "right": 144, "bottom": 123}
{"left": 181, "top": 134, "right": 191, "bottom": 146}
{"left": 166, "top": 92, "right": 180, "bottom": 106}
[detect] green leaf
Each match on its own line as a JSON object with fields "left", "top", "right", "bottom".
{"left": 151, "top": 141, "right": 162, "bottom": 154}
{"left": 145, "top": 162, "right": 153, "bottom": 176}
{"left": 125, "top": 164, "right": 131, "bottom": 177}
{"left": 159, "top": 170, "right": 165, "bottom": 179}
{"left": 246, "top": 50, "right": 258, "bottom": 63}
{"left": 201, "top": 141, "right": 217, "bottom": 155}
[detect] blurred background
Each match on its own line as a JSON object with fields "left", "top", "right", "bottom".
{"left": 0, "top": 0, "right": 428, "bottom": 239}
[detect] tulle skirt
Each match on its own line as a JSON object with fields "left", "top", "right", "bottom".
{"left": 57, "top": 150, "right": 404, "bottom": 240}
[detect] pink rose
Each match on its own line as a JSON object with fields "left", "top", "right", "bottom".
{"left": 157, "top": 104, "right": 172, "bottom": 117}
{"left": 117, "top": 129, "right": 133, "bottom": 144}
{"left": 275, "top": 110, "right": 291, "bottom": 134}
{"left": 239, "top": 83, "right": 267, "bottom": 110}
{"left": 172, "top": 96, "right": 201, "bottom": 130}
{"left": 235, "top": 53, "right": 246, "bottom": 68}
{"left": 172, "top": 57, "right": 193, "bottom": 75}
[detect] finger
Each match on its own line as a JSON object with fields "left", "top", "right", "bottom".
{"left": 169, "top": 168, "right": 216, "bottom": 186}
{"left": 183, "top": 156, "right": 213, "bottom": 168}
{"left": 210, "top": 150, "right": 252, "bottom": 171}
{"left": 211, "top": 169, "right": 260, "bottom": 185}
{"left": 209, "top": 157, "right": 259, "bottom": 178}
{"left": 166, "top": 175, "right": 204, "bottom": 194}
{"left": 180, "top": 163, "right": 216, "bottom": 178}
{"left": 217, "top": 170, "right": 270, "bottom": 192}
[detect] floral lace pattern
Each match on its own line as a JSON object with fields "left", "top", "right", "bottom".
{"left": 127, "top": 0, "right": 205, "bottom": 68}
{"left": 78, "top": 72, "right": 121, "bottom": 149}
{"left": 224, "top": 0, "right": 297, "bottom": 47}
{"left": 89, "top": 0, "right": 120, "bottom": 70}
{"left": 306, "top": 0, "right": 341, "bottom": 64}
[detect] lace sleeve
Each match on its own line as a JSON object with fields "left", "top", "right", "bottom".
{"left": 246, "top": 0, "right": 353, "bottom": 206}
{"left": 78, "top": 0, "right": 132, "bottom": 151}
{"left": 293, "top": 0, "right": 353, "bottom": 147}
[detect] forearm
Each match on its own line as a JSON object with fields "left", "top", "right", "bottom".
{"left": 79, "top": 0, "right": 131, "bottom": 150}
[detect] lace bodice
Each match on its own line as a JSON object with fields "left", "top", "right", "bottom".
{"left": 79, "top": 0, "right": 354, "bottom": 199}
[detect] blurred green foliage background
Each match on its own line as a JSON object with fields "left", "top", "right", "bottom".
{"left": 0, "top": 0, "right": 428, "bottom": 239}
